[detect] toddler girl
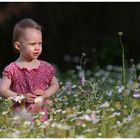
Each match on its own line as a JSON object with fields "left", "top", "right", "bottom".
{"left": 0, "top": 18, "right": 59, "bottom": 121}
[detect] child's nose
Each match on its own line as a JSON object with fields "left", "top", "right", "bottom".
{"left": 35, "top": 45, "right": 41, "bottom": 50}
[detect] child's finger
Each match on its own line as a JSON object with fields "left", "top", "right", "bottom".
{"left": 34, "top": 89, "right": 43, "bottom": 95}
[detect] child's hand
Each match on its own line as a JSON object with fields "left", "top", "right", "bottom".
{"left": 34, "top": 89, "right": 45, "bottom": 105}
{"left": 25, "top": 93, "right": 36, "bottom": 103}
{"left": 34, "top": 89, "right": 44, "bottom": 97}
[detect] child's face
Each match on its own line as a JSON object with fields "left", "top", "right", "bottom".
{"left": 18, "top": 28, "right": 42, "bottom": 61}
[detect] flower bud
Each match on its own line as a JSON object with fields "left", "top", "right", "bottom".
{"left": 118, "top": 31, "right": 123, "bottom": 36}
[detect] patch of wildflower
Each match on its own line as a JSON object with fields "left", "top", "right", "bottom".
{"left": 10, "top": 95, "right": 25, "bottom": 103}
{"left": 13, "top": 108, "right": 32, "bottom": 121}
{"left": 34, "top": 96, "right": 44, "bottom": 105}
{"left": 0, "top": 61, "right": 140, "bottom": 137}
{"left": 83, "top": 111, "right": 99, "bottom": 124}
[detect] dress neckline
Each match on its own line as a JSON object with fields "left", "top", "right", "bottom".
{"left": 13, "top": 60, "right": 41, "bottom": 71}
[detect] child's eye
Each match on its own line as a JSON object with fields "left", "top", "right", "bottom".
{"left": 39, "top": 42, "right": 42, "bottom": 46}
{"left": 30, "top": 43, "right": 36, "bottom": 46}
{"left": 29, "top": 42, "right": 42, "bottom": 46}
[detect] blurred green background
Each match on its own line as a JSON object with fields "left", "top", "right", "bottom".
{"left": 0, "top": 2, "right": 139, "bottom": 73}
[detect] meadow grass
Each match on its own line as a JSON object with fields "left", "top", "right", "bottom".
{"left": 0, "top": 62, "right": 140, "bottom": 138}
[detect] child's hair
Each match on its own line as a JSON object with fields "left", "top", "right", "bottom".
{"left": 12, "top": 18, "right": 42, "bottom": 46}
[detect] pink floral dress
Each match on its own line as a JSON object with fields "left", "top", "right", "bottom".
{"left": 2, "top": 60, "right": 55, "bottom": 121}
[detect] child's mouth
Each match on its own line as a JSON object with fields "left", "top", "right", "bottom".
{"left": 33, "top": 52, "right": 39, "bottom": 56}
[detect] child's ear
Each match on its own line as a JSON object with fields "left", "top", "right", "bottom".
{"left": 14, "top": 42, "right": 20, "bottom": 51}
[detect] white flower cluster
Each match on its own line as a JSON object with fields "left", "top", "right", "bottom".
{"left": 34, "top": 96, "right": 44, "bottom": 104}
{"left": 10, "top": 95, "right": 25, "bottom": 103}
{"left": 83, "top": 111, "right": 99, "bottom": 124}
{"left": 99, "top": 101, "right": 110, "bottom": 108}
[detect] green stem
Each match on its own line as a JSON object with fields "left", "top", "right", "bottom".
{"left": 119, "top": 32, "right": 126, "bottom": 89}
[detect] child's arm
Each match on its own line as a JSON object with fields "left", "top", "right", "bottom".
{"left": 0, "top": 75, "right": 36, "bottom": 102}
{"left": 44, "top": 76, "right": 59, "bottom": 98}
{"left": 0, "top": 75, "right": 17, "bottom": 97}
{"left": 34, "top": 76, "right": 59, "bottom": 98}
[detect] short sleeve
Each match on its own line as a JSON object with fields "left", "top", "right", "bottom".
{"left": 47, "top": 63, "right": 56, "bottom": 79}
{"left": 2, "top": 63, "right": 14, "bottom": 79}
{"left": 49, "top": 64, "right": 56, "bottom": 77}
{"left": 41, "top": 60, "right": 56, "bottom": 82}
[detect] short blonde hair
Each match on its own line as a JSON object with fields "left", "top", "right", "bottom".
{"left": 13, "top": 18, "right": 42, "bottom": 44}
